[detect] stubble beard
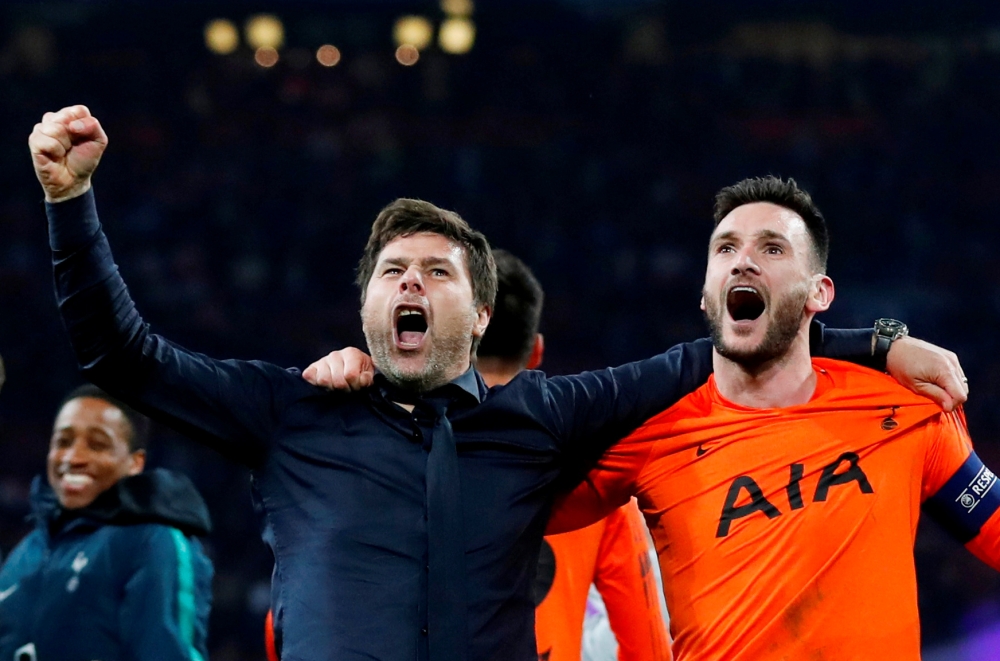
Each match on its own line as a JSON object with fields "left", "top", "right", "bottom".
{"left": 362, "top": 308, "right": 475, "bottom": 393}
{"left": 704, "top": 284, "right": 809, "bottom": 372}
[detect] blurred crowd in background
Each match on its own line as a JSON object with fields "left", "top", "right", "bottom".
{"left": 3, "top": 1, "right": 1000, "bottom": 658}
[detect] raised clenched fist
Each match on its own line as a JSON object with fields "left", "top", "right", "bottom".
{"left": 28, "top": 105, "right": 108, "bottom": 203}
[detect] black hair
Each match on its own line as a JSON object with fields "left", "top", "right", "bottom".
{"left": 713, "top": 176, "right": 829, "bottom": 272}
{"left": 476, "top": 249, "right": 544, "bottom": 366}
{"left": 356, "top": 198, "right": 497, "bottom": 310}
{"left": 59, "top": 384, "right": 151, "bottom": 451}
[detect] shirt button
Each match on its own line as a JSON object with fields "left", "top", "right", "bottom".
{"left": 421, "top": 628, "right": 428, "bottom": 636}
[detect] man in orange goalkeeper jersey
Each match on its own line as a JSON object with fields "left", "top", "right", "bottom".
{"left": 477, "top": 250, "right": 671, "bottom": 661}
{"left": 547, "top": 175, "right": 999, "bottom": 661}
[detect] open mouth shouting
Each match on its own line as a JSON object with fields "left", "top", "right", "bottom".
{"left": 393, "top": 305, "right": 429, "bottom": 350}
{"left": 726, "top": 285, "right": 766, "bottom": 323}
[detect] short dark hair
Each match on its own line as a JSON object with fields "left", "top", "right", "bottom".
{"left": 713, "top": 176, "right": 829, "bottom": 272}
{"left": 355, "top": 198, "right": 497, "bottom": 310}
{"left": 477, "top": 250, "right": 544, "bottom": 366}
{"left": 59, "top": 384, "right": 151, "bottom": 451}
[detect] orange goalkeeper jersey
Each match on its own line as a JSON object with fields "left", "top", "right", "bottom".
{"left": 550, "top": 358, "right": 982, "bottom": 661}
{"left": 536, "top": 500, "right": 672, "bottom": 661}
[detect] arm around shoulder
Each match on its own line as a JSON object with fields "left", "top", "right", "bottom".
{"left": 543, "top": 338, "right": 714, "bottom": 450}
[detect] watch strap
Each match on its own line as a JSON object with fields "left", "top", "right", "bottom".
{"left": 872, "top": 333, "right": 893, "bottom": 372}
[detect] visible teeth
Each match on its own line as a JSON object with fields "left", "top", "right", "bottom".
{"left": 731, "top": 286, "right": 758, "bottom": 293}
{"left": 62, "top": 474, "right": 93, "bottom": 488}
{"left": 399, "top": 310, "right": 423, "bottom": 316}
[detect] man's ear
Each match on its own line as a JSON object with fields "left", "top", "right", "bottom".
{"left": 472, "top": 305, "right": 491, "bottom": 339}
{"left": 526, "top": 334, "right": 545, "bottom": 369}
{"left": 699, "top": 295, "right": 706, "bottom": 312}
{"left": 806, "top": 274, "right": 835, "bottom": 313}
{"left": 128, "top": 449, "right": 146, "bottom": 476}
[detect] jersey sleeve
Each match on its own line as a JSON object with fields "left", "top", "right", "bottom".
{"left": 920, "top": 410, "right": 973, "bottom": 503}
{"left": 918, "top": 410, "right": 1000, "bottom": 569}
{"left": 49, "top": 190, "right": 298, "bottom": 466}
{"left": 118, "top": 527, "right": 213, "bottom": 661}
{"left": 546, "top": 430, "right": 654, "bottom": 535}
{"left": 594, "top": 501, "right": 672, "bottom": 661}
{"left": 965, "top": 513, "right": 1000, "bottom": 571}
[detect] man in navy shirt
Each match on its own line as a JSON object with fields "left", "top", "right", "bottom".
{"left": 29, "top": 105, "right": 967, "bottom": 661}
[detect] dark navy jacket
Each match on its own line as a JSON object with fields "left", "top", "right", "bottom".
{"left": 0, "top": 469, "right": 213, "bottom": 661}
{"left": 48, "top": 191, "right": 873, "bottom": 661}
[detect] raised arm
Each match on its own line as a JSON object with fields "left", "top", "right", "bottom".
{"left": 31, "top": 106, "right": 295, "bottom": 465}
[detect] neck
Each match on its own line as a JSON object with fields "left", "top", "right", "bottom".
{"left": 712, "top": 331, "right": 816, "bottom": 408}
{"left": 379, "top": 357, "right": 472, "bottom": 396}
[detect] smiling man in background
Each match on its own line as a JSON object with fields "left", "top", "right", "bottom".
{"left": 0, "top": 384, "right": 213, "bottom": 661}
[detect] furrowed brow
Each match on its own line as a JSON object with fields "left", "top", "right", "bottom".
{"left": 418, "top": 256, "right": 456, "bottom": 268}
{"left": 755, "top": 229, "right": 790, "bottom": 242}
{"left": 710, "top": 230, "right": 740, "bottom": 247}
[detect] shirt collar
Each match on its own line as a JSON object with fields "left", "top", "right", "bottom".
{"left": 374, "top": 366, "right": 483, "bottom": 407}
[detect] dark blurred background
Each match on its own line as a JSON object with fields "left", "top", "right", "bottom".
{"left": 3, "top": 0, "right": 1000, "bottom": 658}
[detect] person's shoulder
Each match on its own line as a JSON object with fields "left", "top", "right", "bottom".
{"left": 245, "top": 360, "right": 363, "bottom": 404}
{"left": 105, "top": 522, "right": 211, "bottom": 570}
{"left": 0, "top": 529, "right": 46, "bottom": 570}
{"left": 244, "top": 360, "right": 309, "bottom": 385}
{"left": 812, "top": 357, "right": 941, "bottom": 410}
{"left": 481, "top": 368, "right": 550, "bottom": 404}
{"left": 625, "top": 381, "right": 714, "bottom": 435}
{"left": 105, "top": 520, "right": 183, "bottom": 549}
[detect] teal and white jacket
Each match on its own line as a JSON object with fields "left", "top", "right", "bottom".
{"left": 0, "top": 469, "right": 213, "bottom": 661}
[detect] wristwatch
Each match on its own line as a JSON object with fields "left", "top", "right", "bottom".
{"left": 872, "top": 318, "right": 908, "bottom": 371}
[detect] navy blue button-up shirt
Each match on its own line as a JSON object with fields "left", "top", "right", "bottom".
{"left": 48, "top": 191, "right": 874, "bottom": 661}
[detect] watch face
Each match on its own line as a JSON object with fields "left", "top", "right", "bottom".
{"left": 876, "top": 318, "right": 907, "bottom": 337}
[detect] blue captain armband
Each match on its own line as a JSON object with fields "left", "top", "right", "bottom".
{"left": 923, "top": 452, "right": 1000, "bottom": 544}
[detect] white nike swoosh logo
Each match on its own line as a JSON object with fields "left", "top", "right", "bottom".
{"left": 0, "top": 584, "right": 17, "bottom": 601}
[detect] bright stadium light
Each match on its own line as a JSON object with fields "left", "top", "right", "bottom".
{"left": 205, "top": 19, "right": 239, "bottom": 55}
{"left": 439, "top": 18, "right": 475, "bottom": 54}
{"left": 246, "top": 14, "right": 285, "bottom": 50}
{"left": 441, "top": 0, "right": 474, "bottom": 17}
{"left": 393, "top": 16, "right": 434, "bottom": 51}
{"left": 254, "top": 46, "right": 280, "bottom": 68}
{"left": 395, "top": 44, "right": 420, "bottom": 66}
{"left": 316, "top": 44, "right": 342, "bottom": 67}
